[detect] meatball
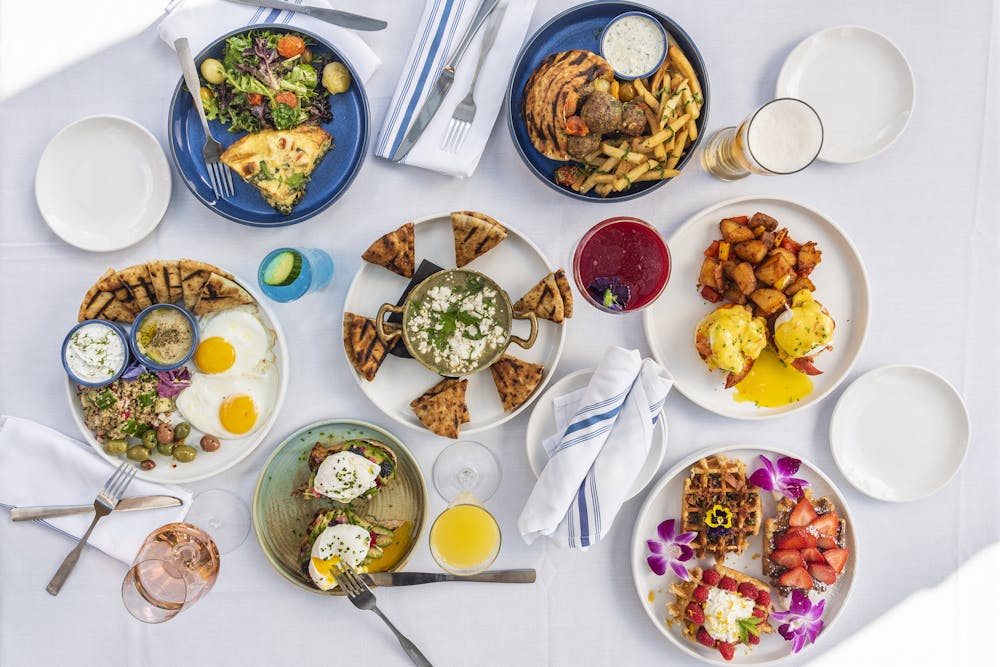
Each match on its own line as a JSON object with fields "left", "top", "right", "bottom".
{"left": 579, "top": 91, "right": 622, "bottom": 135}
{"left": 620, "top": 103, "right": 648, "bottom": 136}
{"left": 567, "top": 133, "right": 601, "bottom": 158}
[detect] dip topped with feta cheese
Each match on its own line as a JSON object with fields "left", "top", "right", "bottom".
{"left": 600, "top": 12, "right": 667, "bottom": 79}
{"left": 63, "top": 321, "right": 128, "bottom": 385}
{"left": 404, "top": 270, "right": 511, "bottom": 376}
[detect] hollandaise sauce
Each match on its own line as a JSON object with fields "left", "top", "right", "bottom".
{"left": 734, "top": 348, "right": 813, "bottom": 407}
{"left": 429, "top": 505, "right": 501, "bottom": 573}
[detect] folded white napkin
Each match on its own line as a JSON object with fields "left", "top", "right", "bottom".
{"left": 0, "top": 416, "right": 191, "bottom": 564}
{"left": 518, "top": 348, "right": 673, "bottom": 550}
{"left": 374, "top": 0, "right": 537, "bottom": 177}
{"left": 158, "top": 0, "right": 380, "bottom": 83}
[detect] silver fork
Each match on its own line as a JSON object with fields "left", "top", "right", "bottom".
{"left": 441, "top": 2, "right": 507, "bottom": 153}
{"left": 46, "top": 462, "right": 136, "bottom": 595}
{"left": 334, "top": 563, "right": 433, "bottom": 666}
{"left": 175, "top": 37, "right": 236, "bottom": 200}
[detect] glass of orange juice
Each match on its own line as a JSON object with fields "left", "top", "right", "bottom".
{"left": 429, "top": 441, "right": 502, "bottom": 575}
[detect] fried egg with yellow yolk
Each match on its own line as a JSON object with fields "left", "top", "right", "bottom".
{"left": 772, "top": 290, "right": 835, "bottom": 362}
{"left": 695, "top": 304, "right": 768, "bottom": 376}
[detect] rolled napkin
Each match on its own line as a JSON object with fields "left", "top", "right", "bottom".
{"left": 518, "top": 348, "right": 673, "bottom": 549}
{"left": 374, "top": 0, "right": 537, "bottom": 177}
{"left": 0, "top": 416, "right": 192, "bottom": 564}
{"left": 157, "top": 0, "right": 381, "bottom": 83}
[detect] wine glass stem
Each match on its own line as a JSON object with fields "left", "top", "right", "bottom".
{"left": 457, "top": 466, "right": 478, "bottom": 490}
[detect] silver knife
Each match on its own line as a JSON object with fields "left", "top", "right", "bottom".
{"left": 11, "top": 495, "right": 183, "bottom": 522}
{"left": 226, "top": 0, "right": 387, "bottom": 31}
{"left": 364, "top": 569, "right": 536, "bottom": 586}
{"left": 390, "top": 0, "right": 501, "bottom": 161}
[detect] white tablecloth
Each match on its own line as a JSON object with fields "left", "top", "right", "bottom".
{"left": 1, "top": 1, "right": 998, "bottom": 665}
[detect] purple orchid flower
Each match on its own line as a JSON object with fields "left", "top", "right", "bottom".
{"left": 770, "top": 589, "right": 825, "bottom": 654}
{"left": 156, "top": 368, "right": 191, "bottom": 398}
{"left": 748, "top": 454, "right": 810, "bottom": 501}
{"left": 646, "top": 519, "right": 696, "bottom": 580}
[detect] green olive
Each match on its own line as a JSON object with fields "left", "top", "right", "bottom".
{"left": 156, "top": 442, "right": 177, "bottom": 457}
{"left": 200, "top": 58, "right": 226, "bottom": 85}
{"left": 103, "top": 439, "right": 128, "bottom": 456}
{"left": 173, "top": 445, "right": 197, "bottom": 463}
{"left": 173, "top": 422, "right": 191, "bottom": 442}
{"left": 142, "top": 429, "right": 158, "bottom": 448}
{"left": 127, "top": 445, "right": 150, "bottom": 462}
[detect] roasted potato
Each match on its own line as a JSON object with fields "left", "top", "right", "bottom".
{"left": 771, "top": 247, "right": 798, "bottom": 267}
{"left": 784, "top": 274, "right": 816, "bottom": 296}
{"left": 720, "top": 218, "right": 756, "bottom": 243}
{"left": 722, "top": 286, "right": 747, "bottom": 305}
{"left": 798, "top": 241, "right": 822, "bottom": 274}
{"left": 725, "top": 261, "right": 757, "bottom": 295}
{"left": 749, "top": 288, "right": 787, "bottom": 315}
{"left": 734, "top": 239, "right": 768, "bottom": 264}
{"left": 755, "top": 253, "right": 795, "bottom": 287}
{"left": 749, "top": 212, "right": 779, "bottom": 231}
{"left": 699, "top": 257, "right": 724, "bottom": 290}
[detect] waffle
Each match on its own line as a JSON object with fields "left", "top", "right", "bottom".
{"left": 762, "top": 489, "right": 848, "bottom": 592}
{"left": 667, "top": 565, "right": 773, "bottom": 658}
{"left": 681, "top": 455, "right": 762, "bottom": 561}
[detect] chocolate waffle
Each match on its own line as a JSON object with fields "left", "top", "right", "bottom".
{"left": 681, "top": 455, "right": 762, "bottom": 561}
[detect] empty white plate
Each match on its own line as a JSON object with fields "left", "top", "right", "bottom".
{"left": 35, "top": 115, "right": 171, "bottom": 252}
{"left": 525, "top": 368, "right": 668, "bottom": 500}
{"left": 776, "top": 26, "right": 915, "bottom": 163}
{"left": 830, "top": 365, "right": 970, "bottom": 502}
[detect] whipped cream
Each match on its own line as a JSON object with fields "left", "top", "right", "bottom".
{"left": 703, "top": 588, "right": 756, "bottom": 643}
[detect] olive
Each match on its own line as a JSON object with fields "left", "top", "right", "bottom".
{"left": 140, "top": 459, "right": 157, "bottom": 471}
{"left": 301, "top": 47, "right": 313, "bottom": 64}
{"left": 141, "top": 429, "right": 158, "bottom": 448}
{"left": 156, "top": 423, "right": 174, "bottom": 444}
{"left": 156, "top": 442, "right": 176, "bottom": 457}
{"left": 173, "top": 445, "right": 197, "bottom": 463}
{"left": 200, "top": 58, "right": 225, "bottom": 84}
{"left": 127, "top": 445, "right": 150, "bottom": 462}
{"left": 200, "top": 435, "right": 221, "bottom": 452}
{"left": 173, "top": 422, "right": 191, "bottom": 442}
{"left": 102, "top": 439, "right": 128, "bottom": 456}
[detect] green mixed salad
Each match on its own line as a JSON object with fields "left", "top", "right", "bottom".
{"left": 198, "top": 30, "right": 351, "bottom": 134}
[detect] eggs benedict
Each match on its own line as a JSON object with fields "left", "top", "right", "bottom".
{"left": 695, "top": 304, "right": 768, "bottom": 387}
{"left": 772, "top": 290, "right": 834, "bottom": 375}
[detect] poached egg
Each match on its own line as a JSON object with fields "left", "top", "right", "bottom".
{"left": 773, "top": 290, "right": 834, "bottom": 361}
{"left": 308, "top": 523, "right": 372, "bottom": 590}
{"left": 313, "top": 451, "right": 381, "bottom": 503}
{"left": 695, "top": 304, "right": 768, "bottom": 375}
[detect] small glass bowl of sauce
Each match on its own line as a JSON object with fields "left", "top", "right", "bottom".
{"left": 599, "top": 11, "right": 668, "bottom": 81}
{"left": 129, "top": 304, "right": 198, "bottom": 371}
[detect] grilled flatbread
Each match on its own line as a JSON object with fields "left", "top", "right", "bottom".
{"left": 78, "top": 270, "right": 117, "bottom": 322}
{"left": 489, "top": 354, "right": 544, "bottom": 412}
{"left": 96, "top": 269, "right": 141, "bottom": 321}
{"left": 178, "top": 259, "right": 234, "bottom": 310}
{"left": 220, "top": 124, "right": 332, "bottom": 215}
{"left": 514, "top": 269, "right": 574, "bottom": 323}
{"left": 451, "top": 211, "right": 507, "bottom": 267}
{"left": 193, "top": 273, "right": 254, "bottom": 315}
{"left": 522, "top": 50, "right": 614, "bottom": 161}
{"left": 343, "top": 313, "right": 389, "bottom": 382}
{"left": 410, "top": 378, "right": 469, "bottom": 439}
{"left": 362, "top": 222, "right": 414, "bottom": 278}
{"left": 146, "top": 260, "right": 177, "bottom": 304}
{"left": 118, "top": 264, "right": 155, "bottom": 311}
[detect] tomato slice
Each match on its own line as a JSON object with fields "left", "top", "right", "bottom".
{"left": 275, "top": 91, "right": 298, "bottom": 107}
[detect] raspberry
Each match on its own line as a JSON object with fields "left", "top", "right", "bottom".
{"left": 756, "top": 590, "right": 771, "bottom": 607}
{"left": 685, "top": 602, "right": 705, "bottom": 625}
{"left": 752, "top": 607, "right": 766, "bottom": 618}
{"left": 737, "top": 582, "right": 758, "bottom": 599}
{"left": 696, "top": 627, "right": 716, "bottom": 648}
{"left": 719, "top": 576, "right": 737, "bottom": 591}
{"left": 693, "top": 586, "right": 710, "bottom": 603}
{"left": 701, "top": 569, "right": 720, "bottom": 585}
{"left": 747, "top": 633, "right": 760, "bottom": 645}
{"left": 718, "top": 641, "right": 735, "bottom": 661}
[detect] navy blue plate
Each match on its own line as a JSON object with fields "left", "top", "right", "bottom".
{"left": 506, "top": 1, "right": 710, "bottom": 202}
{"left": 169, "top": 26, "right": 369, "bottom": 227}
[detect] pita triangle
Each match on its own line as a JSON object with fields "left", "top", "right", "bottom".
{"left": 410, "top": 378, "right": 469, "bottom": 438}
{"left": 513, "top": 269, "right": 574, "bottom": 323}
{"left": 343, "top": 313, "right": 389, "bottom": 382}
{"left": 362, "top": 222, "right": 414, "bottom": 278}
{"left": 489, "top": 354, "right": 545, "bottom": 412}
{"left": 193, "top": 273, "right": 254, "bottom": 315}
{"left": 451, "top": 211, "right": 507, "bottom": 267}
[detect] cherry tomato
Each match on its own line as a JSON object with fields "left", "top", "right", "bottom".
{"left": 565, "top": 115, "right": 589, "bottom": 136}
{"left": 277, "top": 35, "right": 306, "bottom": 58}
{"left": 247, "top": 93, "right": 263, "bottom": 105}
{"left": 274, "top": 91, "right": 298, "bottom": 107}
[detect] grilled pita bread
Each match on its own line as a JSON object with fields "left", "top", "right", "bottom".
{"left": 489, "top": 354, "right": 545, "bottom": 412}
{"left": 343, "top": 313, "right": 389, "bottom": 382}
{"left": 410, "top": 378, "right": 469, "bottom": 439}
{"left": 118, "top": 264, "right": 156, "bottom": 311}
{"left": 522, "top": 50, "right": 614, "bottom": 161}
{"left": 362, "top": 222, "right": 414, "bottom": 278}
{"left": 178, "top": 259, "right": 233, "bottom": 310}
{"left": 513, "top": 269, "right": 574, "bottom": 323}
{"left": 451, "top": 211, "right": 508, "bottom": 267}
{"left": 78, "top": 270, "right": 117, "bottom": 322}
{"left": 193, "top": 273, "right": 255, "bottom": 315}
{"left": 95, "top": 269, "right": 141, "bottom": 321}
{"left": 146, "top": 260, "right": 177, "bottom": 304}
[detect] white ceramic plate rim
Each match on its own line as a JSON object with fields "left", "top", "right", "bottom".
{"left": 524, "top": 368, "right": 667, "bottom": 500}
{"left": 829, "top": 364, "right": 970, "bottom": 502}
{"left": 630, "top": 444, "right": 858, "bottom": 664}
{"left": 776, "top": 25, "right": 915, "bottom": 164}
{"left": 642, "top": 194, "right": 871, "bottom": 420}
{"left": 35, "top": 115, "right": 171, "bottom": 252}
{"left": 344, "top": 211, "right": 566, "bottom": 435}
{"left": 65, "top": 270, "right": 289, "bottom": 483}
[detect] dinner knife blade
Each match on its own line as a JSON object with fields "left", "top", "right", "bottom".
{"left": 10, "top": 495, "right": 183, "bottom": 521}
{"left": 364, "top": 569, "right": 536, "bottom": 586}
{"left": 226, "top": 0, "right": 387, "bottom": 31}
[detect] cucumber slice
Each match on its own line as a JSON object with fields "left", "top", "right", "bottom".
{"left": 262, "top": 251, "right": 302, "bottom": 286}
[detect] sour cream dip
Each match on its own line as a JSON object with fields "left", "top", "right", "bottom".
{"left": 62, "top": 321, "right": 128, "bottom": 386}
{"left": 600, "top": 12, "right": 667, "bottom": 80}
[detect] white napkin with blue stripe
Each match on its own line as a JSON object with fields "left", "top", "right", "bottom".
{"left": 518, "top": 348, "right": 672, "bottom": 550}
{"left": 157, "top": 0, "right": 381, "bottom": 83}
{"left": 0, "top": 416, "right": 191, "bottom": 564}
{"left": 374, "top": 0, "right": 537, "bottom": 177}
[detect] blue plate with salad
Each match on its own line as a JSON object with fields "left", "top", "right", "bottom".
{"left": 169, "top": 26, "right": 369, "bottom": 226}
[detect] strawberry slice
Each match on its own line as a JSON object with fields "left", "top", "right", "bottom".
{"left": 788, "top": 497, "right": 818, "bottom": 527}
{"left": 809, "top": 513, "right": 840, "bottom": 539}
{"left": 778, "top": 566, "right": 813, "bottom": 590}
{"left": 808, "top": 563, "right": 837, "bottom": 585}
{"left": 774, "top": 527, "right": 818, "bottom": 550}
{"left": 800, "top": 547, "right": 825, "bottom": 563}
{"left": 817, "top": 536, "right": 838, "bottom": 549}
{"left": 718, "top": 642, "right": 735, "bottom": 661}
{"left": 769, "top": 549, "right": 806, "bottom": 569}
{"left": 823, "top": 548, "right": 849, "bottom": 574}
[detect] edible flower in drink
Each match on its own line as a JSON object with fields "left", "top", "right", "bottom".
{"left": 587, "top": 277, "right": 631, "bottom": 311}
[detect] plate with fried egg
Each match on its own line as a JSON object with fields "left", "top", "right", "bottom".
{"left": 65, "top": 265, "right": 288, "bottom": 482}
{"left": 643, "top": 196, "right": 870, "bottom": 419}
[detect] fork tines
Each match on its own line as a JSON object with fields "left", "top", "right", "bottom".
{"left": 102, "top": 462, "right": 137, "bottom": 503}
{"left": 333, "top": 561, "right": 367, "bottom": 596}
{"left": 206, "top": 160, "right": 236, "bottom": 199}
{"left": 441, "top": 118, "right": 472, "bottom": 154}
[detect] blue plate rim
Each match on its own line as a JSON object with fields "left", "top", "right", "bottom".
{"left": 167, "top": 24, "right": 370, "bottom": 227}
{"left": 505, "top": 0, "right": 711, "bottom": 203}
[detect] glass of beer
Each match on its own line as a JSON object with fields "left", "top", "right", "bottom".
{"left": 701, "top": 98, "right": 823, "bottom": 180}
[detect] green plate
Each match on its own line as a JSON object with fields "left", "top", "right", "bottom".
{"left": 252, "top": 419, "right": 427, "bottom": 595}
